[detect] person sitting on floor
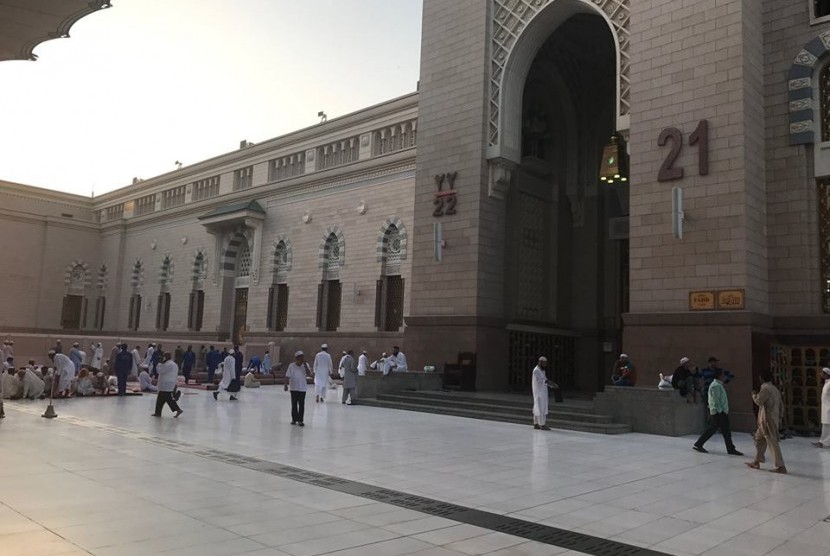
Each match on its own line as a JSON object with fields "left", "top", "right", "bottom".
{"left": 2, "top": 367, "right": 22, "bottom": 399}
{"left": 17, "top": 367, "right": 45, "bottom": 399}
{"left": 243, "top": 371, "right": 261, "bottom": 388}
{"left": 138, "top": 368, "right": 158, "bottom": 393}
{"left": 75, "top": 368, "right": 96, "bottom": 396}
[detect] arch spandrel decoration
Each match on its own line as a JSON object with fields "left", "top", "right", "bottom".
{"left": 787, "top": 29, "right": 830, "bottom": 145}
{"left": 376, "top": 217, "right": 408, "bottom": 264}
{"left": 64, "top": 260, "right": 91, "bottom": 295}
{"left": 489, "top": 0, "right": 630, "bottom": 162}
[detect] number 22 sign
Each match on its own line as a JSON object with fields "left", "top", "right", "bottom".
{"left": 657, "top": 120, "right": 709, "bottom": 182}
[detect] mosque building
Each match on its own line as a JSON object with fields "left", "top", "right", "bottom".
{"left": 3, "top": 0, "right": 830, "bottom": 431}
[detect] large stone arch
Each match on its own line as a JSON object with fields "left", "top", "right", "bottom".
{"left": 787, "top": 29, "right": 830, "bottom": 145}
{"left": 488, "top": 0, "right": 628, "bottom": 163}
{"left": 220, "top": 228, "right": 255, "bottom": 277}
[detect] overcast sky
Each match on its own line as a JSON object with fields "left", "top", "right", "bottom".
{"left": 0, "top": 0, "right": 423, "bottom": 196}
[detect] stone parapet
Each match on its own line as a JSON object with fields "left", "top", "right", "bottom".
{"left": 593, "top": 386, "right": 706, "bottom": 437}
{"left": 355, "top": 371, "right": 443, "bottom": 400}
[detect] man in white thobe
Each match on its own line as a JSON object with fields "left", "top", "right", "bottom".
{"left": 142, "top": 344, "right": 155, "bottom": 370}
{"left": 313, "top": 344, "right": 333, "bottom": 403}
{"left": 49, "top": 350, "right": 75, "bottom": 398}
{"left": 131, "top": 345, "right": 141, "bottom": 377}
{"left": 389, "top": 346, "right": 408, "bottom": 372}
{"left": 213, "top": 349, "right": 238, "bottom": 401}
{"left": 151, "top": 352, "right": 183, "bottom": 418}
{"left": 815, "top": 367, "right": 830, "bottom": 448}
{"left": 338, "top": 351, "right": 348, "bottom": 379}
{"left": 18, "top": 368, "right": 45, "bottom": 399}
{"left": 357, "top": 349, "right": 369, "bottom": 377}
{"left": 532, "top": 356, "right": 551, "bottom": 430}
{"left": 2, "top": 369, "right": 21, "bottom": 399}
{"left": 91, "top": 343, "right": 104, "bottom": 371}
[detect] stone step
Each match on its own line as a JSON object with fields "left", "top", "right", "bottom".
{"left": 355, "top": 399, "right": 632, "bottom": 435}
{"left": 388, "top": 390, "right": 598, "bottom": 414}
{"left": 375, "top": 393, "right": 614, "bottom": 424}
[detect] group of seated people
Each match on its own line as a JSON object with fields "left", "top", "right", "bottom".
{"left": 2, "top": 360, "right": 119, "bottom": 400}
{"left": 664, "top": 356, "right": 735, "bottom": 403}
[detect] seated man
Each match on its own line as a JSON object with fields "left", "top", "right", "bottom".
{"left": 389, "top": 346, "right": 408, "bottom": 372}
{"left": 611, "top": 354, "right": 637, "bottom": 386}
{"left": 243, "top": 371, "right": 261, "bottom": 388}
{"left": 671, "top": 357, "right": 700, "bottom": 403}
{"left": 94, "top": 369, "right": 112, "bottom": 396}
{"left": 2, "top": 368, "right": 22, "bottom": 399}
{"left": 138, "top": 369, "right": 158, "bottom": 393}
{"left": 75, "top": 368, "right": 96, "bottom": 396}
{"left": 17, "top": 367, "right": 45, "bottom": 399}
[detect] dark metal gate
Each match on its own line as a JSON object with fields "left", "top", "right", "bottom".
{"left": 508, "top": 330, "right": 575, "bottom": 391}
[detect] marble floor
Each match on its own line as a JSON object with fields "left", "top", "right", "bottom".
{"left": 1, "top": 386, "right": 829, "bottom": 556}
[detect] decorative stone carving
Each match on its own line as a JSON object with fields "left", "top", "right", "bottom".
{"left": 795, "top": 49, "right": 818, "bottom": 67}
{"left": 488, "top": 158, "right": 515, "bottom": 200}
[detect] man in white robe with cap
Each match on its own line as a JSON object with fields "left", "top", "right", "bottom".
{"left": 815, "top": 367, "right": 830, "bottom": 448}
{"left": 357, "top": 349, "right": 369, "bottom": 377}
{"left": 532, "top": 356, "right": 551, "bottom": 430}
{"left": 49, "top": 349, "right": 75, "bottom": 398}
{"left": 214, "top": 349, "right": 239, "bottom": 401}
{"left": 313, "top": 344, "right": 333, "bottom": 403}
{"left": 90, "top": 342, "right": 104, "bottom": 372}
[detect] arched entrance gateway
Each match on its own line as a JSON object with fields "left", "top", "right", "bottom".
{"left": 406, "top": 0, "right": 630, "bottom": 394}
{"left": 505, "top": 12, "right": 624, "bottom": 392}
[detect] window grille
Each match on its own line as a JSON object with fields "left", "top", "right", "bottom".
{"left": 161, "top": 185, "right": 186, "bottom": 209}
{"left": 135, "top": 194, "right": 156, "bottom": 216}
{"left": 233, "top": 166, "right": 253, "bottom": 191}
{"left": 237, "top": 240, "right": 252, "bottom": 278}
{"left": 192, "top": 176, "right": 220, "bottom": 201}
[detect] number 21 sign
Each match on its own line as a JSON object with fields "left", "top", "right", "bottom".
{"left": 657, "top": 120, "right": 709, "bottom": 182}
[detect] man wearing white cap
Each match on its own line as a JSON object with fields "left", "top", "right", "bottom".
{"left": 531, "top": 356, "right": 552, "bottom": 430}
{"left": 213, "top": 349, "right": 239, "bottom": 401}
{"left": 49, "top": 349, "right": 75, "bottom": 398}
{"left": 671, "top": 357, "right": 699, "bottom": 403}
{"left": 815, "top": 367, "right": 830, "bottom": 448}
{"left": 611, "top": 353, "right": 636, "bottom": 386}
{"left": 357, "top": 349, "right": 368, "bottom": 377}
{"left": 313, "top": 344, "right": 333, "bottom": 403}
{"left": 285, "top": 350, "right": 311, "bottom": 425}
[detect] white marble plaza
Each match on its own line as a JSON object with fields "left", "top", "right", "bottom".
{"left": 1, "top": 387, "right": 829, "bottom": 556}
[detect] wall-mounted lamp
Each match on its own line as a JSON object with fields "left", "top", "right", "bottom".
{"left": 599, "top": 133, "right": 629, "bottom": 185}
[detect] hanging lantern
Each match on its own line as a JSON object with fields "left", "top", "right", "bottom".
{"left": 599, "top": 134, "right": 628, "bottom": 184}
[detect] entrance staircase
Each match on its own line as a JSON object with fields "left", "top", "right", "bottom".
{"left": 355, "top": 391, "right": 631, "bottom": 434}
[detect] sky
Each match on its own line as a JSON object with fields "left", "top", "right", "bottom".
{"left": 0, "top": 0, "right": 423, "bottom": 196}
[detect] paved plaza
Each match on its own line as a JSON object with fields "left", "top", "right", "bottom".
{"left": 1, "top": 386, "right": 829, "bottom": 556}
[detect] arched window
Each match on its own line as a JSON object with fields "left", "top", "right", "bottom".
{"left": 156, "top": 256, "right": 173, "bottom": 331}
{"left": 188, "top": 252, "right": 206, "bottom": 331}
{"left": 375, "top": 223, "right": 406, "bottom": 331}
{"left": 317, "top": 231, "right": 344, "bottom": 331}
{"left": 61, "top": 263, "right": 88, "bottom": 330}
{"left": 268, "top": 240, "right": 290, "bottom": 331}
{"left": 128, "top": 261, "right": 143, "bottom": 330}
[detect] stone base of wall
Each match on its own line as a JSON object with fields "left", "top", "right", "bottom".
{"left": 593, "top": 386, "right": 706, "bottom": 437}
{"left": 356, "top": 370, "right": 443, "bottom": 399}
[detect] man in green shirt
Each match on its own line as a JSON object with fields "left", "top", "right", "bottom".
{"left": 693, "top": 368, "right": 743, "bottom": 455}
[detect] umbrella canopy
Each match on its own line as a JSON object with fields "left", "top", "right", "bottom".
{"left": 0, "top": 0, "right": 111, "bottom": 62}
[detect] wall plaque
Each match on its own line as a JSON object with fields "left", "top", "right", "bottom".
{"left": 717, "top": 289, "right": 745, "bottom": 310}
{"left": 689, "top": 291, "right": 715, "bottom": 310}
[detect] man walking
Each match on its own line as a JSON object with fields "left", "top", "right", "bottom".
{"left": 313, "top": 344, "right": 333, "bottom": 403}
{"left": 206, "top": 345, "right": 221, "bottom": 384}
{"left": 213, "top": 349, "right": 239, "bottom": 401}
{"left": 693, "top": 368, "right": 743, "bottom": 456}
{"left": 745, "top": 369, "right": 786, "bottom": 474}
{"left": 113, "top": 343, "right": 133, "bottom": 396}
{"left": 357, "top": 349, "right": 368, "bottom": 376}
{"left": 151, "top": 352, "right": 183, "bottom": 418}
{"left": 532, "top": 356, "right": 551, "bottom": 430}
{"left": 341, "top": 350, "right": 358, "bottom": 404}
{"left": 285, "top": 350, "right": 310, "bottom": 426}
